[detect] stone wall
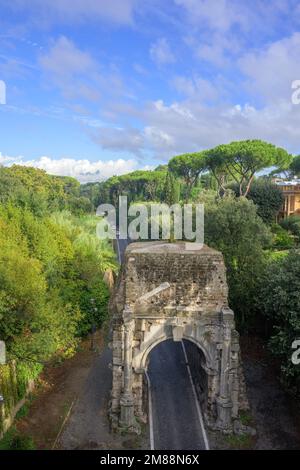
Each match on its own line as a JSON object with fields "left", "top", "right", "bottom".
{"left": 110, "top": 241, "right": 246, "bottom": 432}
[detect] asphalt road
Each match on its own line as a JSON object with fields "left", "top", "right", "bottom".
{"left": 117, "top": 237, "right": 209, "bottom": 451}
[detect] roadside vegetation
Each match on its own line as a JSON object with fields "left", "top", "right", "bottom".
{"left": 0, "top": 165, "right": 117, "bottom": 441}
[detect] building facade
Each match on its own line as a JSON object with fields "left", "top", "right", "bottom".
{"left": 275, "top": 179, "right": 300, "bottom": 219}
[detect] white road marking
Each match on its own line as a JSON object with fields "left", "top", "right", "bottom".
{"left": 145, "top": 370, "right": 155, "bottom": 451}
{"left": 181, "top": 341, "right": 210, "bottom": 451}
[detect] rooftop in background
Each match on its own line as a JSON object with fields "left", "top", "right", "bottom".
{"left": 274, "top": 179, "right": 300, "bottom": 186}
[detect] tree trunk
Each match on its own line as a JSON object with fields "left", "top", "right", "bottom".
{"left": 243, "top": 174, "right": 255, "bottom": 197}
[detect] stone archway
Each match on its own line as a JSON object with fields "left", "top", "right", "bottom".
{"left": 109, "top": 241, "right": 247, "bottom": 432}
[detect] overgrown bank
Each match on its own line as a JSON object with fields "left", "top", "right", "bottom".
{"left": 0, "top": 166, "right": 116, "bottom": 437}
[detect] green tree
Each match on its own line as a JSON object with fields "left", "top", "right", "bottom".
{"left": 168, "top": 152, "right": 207, "bottom": 201}
{"left": 205, "top": 148, "right": 231, "bottom": 196}
{"left": 205, "top": 196, "right": 271, "bottom": 330}
{"left": 162, "top": 171, "right": 179, "bottom": 205}
{"left": 206, "top": 140, "right": 292, "bottom": 197}
{"left": 0, "top": 206, "right": 116, "bottom": 364}
{"left": 280, "top": 215, "right": 300, "bottom": 244}
{"left": 289, "top": 155, "right": 300, "bottom": 177}
{"left": 257, "top": 251, "right": 300, "bottom": 394}
{"left": 0, "top": 166, "right": 91, "bottom": 216}
{"left": 231, "top": 179, "right": 284, "bottom": 223}
{"left": 98, "top": 169, "right": 167, "bottom": 205}
{"left": 270, "top": 224, "right": 295, "bottom": 250}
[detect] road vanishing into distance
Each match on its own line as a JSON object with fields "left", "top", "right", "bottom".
{"left": 116, "top": 236, "right": 209, "bottom": 451}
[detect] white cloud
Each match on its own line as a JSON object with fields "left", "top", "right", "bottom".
{"left": 144, "top": 126, "right": 174, "bottom": 150}
{"left": 40, "top": 37, "right": 96, "bottom": 77}
{"left": 150, "top": 38, "right": 176, "bottom": 65}
{"left": 0, "top": 153, "right": 19, "bottom": 165}
{"left": 6, "top": 0, "right": 137, "bottom": 26}
{"left": 0, "top": 154, "right": 146, "bottom": 182}
{"left": 39, "top": 36, "right": 102, "bottom": 101}
{"left": 175, "top": 0, "right": 247, "bottom": 32}
{"left": 239, "top": 32, "right": 300, "bottom": 104}
{"left": 92, "top": 127, "right": 144, "bottom": 155}
{"left": 100, "top": 96, "right": 300, "bottom": 158}
{"left": 195, "top": 32, "right": 241, "bottom": 66}
{"left": 39, "top": 36, "right": 126, "bottom": 103}
{"left": 172, "top": 75, "right": 218, "bottom": 102}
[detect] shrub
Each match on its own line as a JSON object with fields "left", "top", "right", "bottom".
{"left": 205, "top": 196, "right": 271, "bottom": 331}
{"left": 280, "top": 215, "right": 300, "bottom": 243}
{"left": 256, "top": 250, "right": 300, "bottom": 394}
{"left": 0, "top": 427, "right": 35, "bottom": 450}
{"left": 271, "top": 224, "right": 295, "bottom": 250}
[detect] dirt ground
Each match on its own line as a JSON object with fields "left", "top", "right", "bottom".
{"left": 15, "top": 333, "right": 104, "bottom": 449}
{"left": 241, "top": 336, "right": 300, "bottom": 450}
{"left": 209, "top": 336, "right": 300, "bottom": 450}
{"left": 11, "top": 333, "right": 300, "bottom": 451}
{"left": 14, "top": 331, "right": 148, "bottom": 450}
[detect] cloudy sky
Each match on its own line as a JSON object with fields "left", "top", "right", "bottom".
{"left": 1, "top": 0, "right": 300, "bottom": 182}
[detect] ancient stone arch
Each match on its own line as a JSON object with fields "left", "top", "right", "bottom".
{"left": 109, "top": 241, "right": 247, "bottom": 432}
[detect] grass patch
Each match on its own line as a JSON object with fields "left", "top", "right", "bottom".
{"left": 225, "top": 433, "right": 253, "bottom": 450}
{"left": 15, "top": 403, "right": 30, "bottom": 420}
{"left": 15, "top": 393, "right": 36, "bottom": 421}
{"left": 0, "top": 427, "right": 35, "bottom": 450}
{"left": 239, "top": 410, "right": 254, "bottom": 427}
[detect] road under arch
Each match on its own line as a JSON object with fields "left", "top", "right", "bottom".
{"left": 147, "top": 339, "right": 208, "bottom": 450}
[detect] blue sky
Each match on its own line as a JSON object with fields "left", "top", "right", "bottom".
{"left": 1, "top": 0, "right": 300, "bottom": 181}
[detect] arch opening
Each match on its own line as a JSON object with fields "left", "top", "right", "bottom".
{"left": 142, "top": 338, "right": 209, "bottom": 426}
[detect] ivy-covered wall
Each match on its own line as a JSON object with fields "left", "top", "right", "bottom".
{"left": 0, "top": 361, "right": 41, "bottom": 436}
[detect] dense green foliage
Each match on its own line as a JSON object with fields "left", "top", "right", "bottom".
{"left": 289, "top": 155, "right": 300, "bottom": 177}
{"left": 257, "top": 251, "right": 300, "bottom": 394}
{"left": 231, "top": 179, "right": 284, "bottom": 224}
{"left": 246, "top": 180, "right": 284, "bottom": 224}
{"left": 206, "top": 140, "right": 291, "bottom": 196}
{"left": 81, "top": 140, "right": 290, "bottom": 210}
{"left": 168, "top": 152, "right": 207, "bottom": 200}
{"left": 0, "top": 166, "right": 117, "bottom": 434}
{"left": 270, "top": 224, "right": 295, "bottom": 250}
{"left": 80, "top": 181, "right": 103, "bottom": 210}
{"left": 0, "top": 165, "right": 92, "bottom": 216}
{"left": 205, "top": 196, "right": 272, "bottom": 330}
{"left": 161, "top": 171, "right": 180, "bottom": 205}
{"left": 0, "top": 426, "right": 35, "bottom": 450}
{"left": 0, "top": 206, "right": 116, "bottom": 363}
{"left": 280, "top": 215, "right": 300, "bottom": 242}
{"left": 98, "top": 170, "right": 168, "bottom": 206}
